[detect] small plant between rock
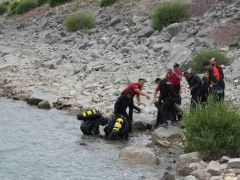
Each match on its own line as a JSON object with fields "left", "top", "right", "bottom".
{"left": 191, "top": 48, "right": 229, "bottom": 73}
{"left": 0, "top": 3, "right": 7, "bottom": 15}
{"left": 152, "top": 0, "right": 187, "bottom": 31}
{"left": 64, "top": 12, "right": 95, "bottom": 32}
{"left": 100, "top": 0, "right": 117, "bottom": 7}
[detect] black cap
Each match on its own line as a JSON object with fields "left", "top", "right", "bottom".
{"left": 138, "top": 78, "right": 147, "bottom": 82}
{"left": 173, "top": 63, "right": 180, "bottom": 68}
{"left": 155, "top": 78, "right": 161, "bottom": 83}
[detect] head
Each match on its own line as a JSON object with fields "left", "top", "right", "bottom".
{"left": 173, "top": 63, "right": 180, "bottom": 70}
{"left": 138, "top": 78, "right": 146, "bottom": 87}
{"left": 202, "top": 76, "right": 209, "bottom": 85}
{"left": 211, "top": 77, "right": 218, "bottom": 85}
{"left": 183, "top": 71, "right": 191, "bottom": 80}
{"left": 210, "top": 57, "right": 216, "bottom": 66}
{"left": 155, "top": 78, "right": 161, "bottom": 85}
{"left": 203, "top": 61, "right": 211, "bottom": 71}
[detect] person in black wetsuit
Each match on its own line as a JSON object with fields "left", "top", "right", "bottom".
{"left": 77, "top": 109, "right": 108, "bottom": 136}
{"left": 102, "top": 115, "right": 129, "bottom": 140}
{"left": 155, "top": 78, "right": 179, "bottom": 128}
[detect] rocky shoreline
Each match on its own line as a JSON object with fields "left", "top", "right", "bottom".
{"left": 1, "top": 0, "right": 240, "bottom": 179}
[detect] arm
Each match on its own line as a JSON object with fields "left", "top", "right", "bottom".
{"left": 134, "top": 88, "right": 150, "bottom": 99}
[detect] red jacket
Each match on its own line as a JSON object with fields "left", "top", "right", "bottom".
{"left": 169, "top": 69, "right": 182, "bottom": 86}
{"left": 123, "top": 83, "right": 142, "bottom": 96}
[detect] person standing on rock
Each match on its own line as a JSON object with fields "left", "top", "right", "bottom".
{"left": 210, "top": 57, "right": 225, "bottom": 96}
{"left": 183, "top": 71, "right": 202, "bottom": 108}
{"left": 114, "top": 90, "right": 134, "bottom": 119}
{"left": 156, "top": 78, "right": 179, "bottom": 127}
{"left": 199, "top": 76, "right": 211, "bottom": 104}
{"left": 203, "top": 61, "right": 220, "bottom": 84}
{"left": 121, "top": 78, "right": 150, "bottom": 132}
{"left": 169, "top": 63, "right": 183, "bottom": 95}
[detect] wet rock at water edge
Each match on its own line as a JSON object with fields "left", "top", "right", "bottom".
{"left": 38, "top": 101, "right": 51, "bottom": 109}
{"left": 27, "top": 97, "right": 43, "bottom": 106}
{"left": 160, "top": 172, "right": 175, "bottom": 180}
{"left": 119, "top": 146, "right": 160, "bottom": 165}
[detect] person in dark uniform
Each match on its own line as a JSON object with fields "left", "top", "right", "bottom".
{"left": 183, "top": 71, "right": 202, "bottom": 108}
{"left": 102, "top": 115, "right": 129, "bottom": 140}
{"left": 199, "top": 76, "right": 211, "bottom": 104}
{"left": 155, "top": 78, "right": 179, "bottom": 127}
{"left": 77, "top": 109, "right": 108, "bottom": 136}
{"left": 114, "top": 90, "right": 134, "bottom": 119}
{"left": 121, "top": 78, "right": 150, "bottom": 131}
{"left": 210, "top": 77, "right": 224, "bottom": 102}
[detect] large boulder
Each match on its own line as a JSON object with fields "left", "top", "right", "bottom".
{"left": 151, "top": 126, "right": 179, "bottom": 147}
{"left": 119, "top": 146, "right": 160, "bottom": 165}
{"left": 206, "top": 161, "right": 221, "bottom": 176}
{"left": 166, "top": 45, "right": 192, "bottom": 69}
{"left": 166, "top": 23, "right": 183, "bottom": 37}
{"left": 138, "top": 27, "right": 154, "bottom": 38}
{"left": 227, "top": 158, "right": 240, "bottom": 168}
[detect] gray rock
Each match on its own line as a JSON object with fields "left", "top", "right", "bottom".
{"left": 27, "top": 97, "right": 43, "bottom": 106}
{"left": 42, "top": 62, "right": 55, "bottom": 69}
{"left": 184, "top": 175, "right": 197, "bottom": 180}
{"left": 110, "top": 17, "right": 121, "bottom": 26}
{"left": 166, "top": 45, "right": 192, "bottom": 69}
{"left": 191, "top": 169, "right": 211, "bottom": 180}
{"left": 38, "top": 101, "right": 51, "bottom": 109}
{"left": 138, "top": 27, "right": 154, "bottom": 38}
{"left": 177, "top": 152, "right": 201, "bottom": 176}
{"left": 152, "top": 126, "right": 179, "bottom": 143}
{"left": 227, "top": 158, "right": 240, "bottom": 169}
{"left": 133, "top": 121, "right": 147, "bottom": 131}
{"left": 160, "top": 172, "right": 175, "bottom": 180}
{"left": 119, "top": 146, "right": 160, "bottom": 165}
{"left": 166, "top": 23, "right": 183, "bottom": 37}
{"left": 206, "top": 161, "right": 221, "bottom": 176}
{"left": 219, "top": 156, "right": 231, "bottom": 164}
{"left": 44, "top": 31, "right": 61, "bottom": 44}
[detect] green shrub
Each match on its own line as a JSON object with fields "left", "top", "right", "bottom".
{"left": 191, "top": 49, "right": 229, "bottom": 73}
{"left": 48, "top": 0, "right": 71, "bottom": 7}
{"left": 0, "top": 4, "right": 7, "bottom": 15}
{"left": 64, "top": 12, "right": 95, "bottom": 32}
{"left": 152, "top": 1, "right": 187, "bottom": 31}
{"left": 100, "top": 0, "right": 117, "bottom": 7}
{"left": 183, "top": 98, "right": 240, "bottom": 159}
{"left": 9, "top": 0, "right": 38, "bottom": 15}
{"left": 37, "top": 0, "right": 48, "bottom": 6}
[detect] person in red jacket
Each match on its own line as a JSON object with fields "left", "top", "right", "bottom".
{"left": 121, "top": 78, "right": 150, "bottom": 132}
{"left": 169, "top": 63, "right": 182, "bottom": 94}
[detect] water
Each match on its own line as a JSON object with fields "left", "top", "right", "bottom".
{"left": 0, "top": 99, "right": 171, "bottom": 180}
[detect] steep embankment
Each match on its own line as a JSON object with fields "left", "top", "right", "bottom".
{"left": 0, "top": 0, "right": 240, "bottom": 118}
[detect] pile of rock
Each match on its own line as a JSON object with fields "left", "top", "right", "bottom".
{"left": 177, "top": 152, "right": 240, "bottom": 180}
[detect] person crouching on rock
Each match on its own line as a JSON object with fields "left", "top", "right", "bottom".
{"left": 77, "top": 109, "right": 108, "bottom": 136}
{"left": 102, "top": 115, "right": 129, "bottom": 140}
{"left": 121, "top": 78, "right": 150, "bottom": 132}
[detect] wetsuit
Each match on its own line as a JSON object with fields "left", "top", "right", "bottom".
{"left": 104, "top": 116, "right": 129, "bottom": 140}
{"left": 156, "top": 79, "right": 179, "bottom": 126}
{"left": 77, "top": 112, "right": 108, "bottom": 135}
{"left": 114, "top": 93, "right": 132, "bottom": 119}
{"left": 199, "top": 83, "right": 211, "bottom": 104}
